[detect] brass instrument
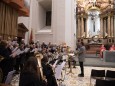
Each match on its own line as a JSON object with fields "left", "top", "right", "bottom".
{"left": 0, "top": 55, "right": 4, "bottom": 62}
{"left": 35, "top": 52, "right": 44, "bottom": 79}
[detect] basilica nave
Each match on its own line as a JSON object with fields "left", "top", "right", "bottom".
{"left": 0, "top": 0, "right": 115, "bottom": 86}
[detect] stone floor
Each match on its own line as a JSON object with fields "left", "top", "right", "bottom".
{"left": 10, "top": 66, "right": 115, "bottom": 86}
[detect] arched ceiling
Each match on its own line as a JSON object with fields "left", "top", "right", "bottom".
{"left": 77, "top": 0, "right": 114, "bottom": 14}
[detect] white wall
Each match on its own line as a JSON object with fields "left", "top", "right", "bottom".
{"left": 18, "top": 0, "right": 31, "bottom": 44}
{"left": 33, "top": 0, "right": 52, "bottom": 43}
{"left": 34, "top": 0, "right": 76, "bottom": 49}
{"left": 19, "top": 0, "right": 76, "bottom": 49}
{"left": 52, "top": 0, "right": 65, "bottom": 44}
{"left": 65, "top": 0, "right": 76, "bottom": 49}
{"left": 38, "top": 3, "right": 46, "bottom": 30}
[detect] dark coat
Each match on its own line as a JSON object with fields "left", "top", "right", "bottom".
{"left": 42, "top": 62, "right": 58, "bottom": 86}
{"left": 0, "top": 46, "right": 13, "bottom": 82}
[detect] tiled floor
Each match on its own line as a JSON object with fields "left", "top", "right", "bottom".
{"left": 57, "top": 66, "right": 115, "bottom": 86}
{"left": 10, "top": 66, "right": 115, "bottom": 86}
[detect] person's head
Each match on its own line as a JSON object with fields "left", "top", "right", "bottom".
{"left": 0, "top": 40, "right": 8, "bottom": 48}
{"left": 21, "top": 39, "right": 25, "bottom": 42}
{"left": 14, "top": 37, "right": 17, "bottom": 41}
{"left": 22, "top": 57, "right": 39, "bottom": 75}
{"left": 0, "top": 36, "right": 2, "bottom": 41}
{"left": 8, "top": 37, "right": 11, "bottom": 41}
{"left": 79, "top": 42, "right": 84, "bottom": 47}
{"left": 41, "top": 55, "right": 48, "bottom": 63}
{"left": 112, "top": 44, "right": 115, "bottom": 47}
{"left": 101, "top": 44, "right": 105, "bottom": 47}
{"left": 20, "top": 44, "right": 25, "bottom": 49}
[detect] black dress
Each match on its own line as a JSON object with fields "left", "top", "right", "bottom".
{"left": 42, "top": 62, "right": 58, "bottom": 86}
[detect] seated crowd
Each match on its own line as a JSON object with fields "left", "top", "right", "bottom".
{"left": 0, "top": 36, "right": 70, "bottom": 86}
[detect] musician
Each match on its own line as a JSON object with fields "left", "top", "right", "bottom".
{"left": 41, "top": 55, "right": 58, "bottom": 86}
{"left": 12, "top": 37, "right": 18, "bottom": 45}
{"left": 77, "top": 42, "right": 86, "bottom": 77}
{"left": 19, "top": 57, "right": 42, "bottom": 86}
{"left": 0, "top": 40, "right": 13, "bottom": 82}
{"left": 29, "top": 44, "right": 35, "bottom": 57}
{"left": 36, "top": 40, "right": 40, "bottom": 45}
{"left": 0, "top": 36, "right": 2, "bottom": 43}
{"left": 15, "top": 44, "right": 25, "bottom": 73}
{"left": 20, "top": 39, "right": 25, "bottom": 45}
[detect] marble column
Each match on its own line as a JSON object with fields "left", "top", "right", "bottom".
{"left": 108, "top": 16, "right": 111, "bottom": 37}
{"left": 80, "top": 18, "right": 82, "bottom": 37}
{"left": 114, "top": 15, "right": 115, "bottom": 43}
{"left": 111, "top": 16, "right": 114, "bottom": 37}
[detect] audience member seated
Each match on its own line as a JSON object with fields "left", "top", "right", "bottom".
{"left": 109, "top": 44, "right": 115, "bottom": 51}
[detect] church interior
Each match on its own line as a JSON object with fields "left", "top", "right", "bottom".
{"left": 0, "top": 0, "right": 115, "bottom": 86}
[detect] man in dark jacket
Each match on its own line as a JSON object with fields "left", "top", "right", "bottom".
{"left": 78, "top": 42, "right": 86, "bottom": 77}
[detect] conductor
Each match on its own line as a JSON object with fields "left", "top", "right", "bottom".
{"left": 77, "top": 42, "right": 86, "bottom": 77}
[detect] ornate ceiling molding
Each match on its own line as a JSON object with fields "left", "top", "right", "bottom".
{"left": 77, "top": 0, "right": 114, "bottom": 15}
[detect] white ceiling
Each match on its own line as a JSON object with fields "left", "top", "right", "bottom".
{"left": 39, "top": 0, "right": 52, "bottom": 11}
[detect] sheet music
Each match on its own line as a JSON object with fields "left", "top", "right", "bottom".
{"left": 53, "top": 60, "right": 58, "bottom": 68}
{"left": 12, "top": 47, "right": 18, "bottom": 53}
{"left": 24, "top": 48, "right": 30, "bottom": 53}
{"left": 15, "top": 49, "right": 21, "bottom": 55}
{"left": 12, "top": 41, "right": 17, "bottom": 45}
{"left": 20, "top": 50, "right": 25, "bottom": 54}
{"left": 69, "top": 53, "right": 74, "bottom": 56}
{"left": 5, "top": 70, "right": 16, "bottom": 84}
{"left": 55, "top": 61, "right": 66, "bottom": 79}
{"left": 30, "top": 49, "right": 35, "bottom": 53}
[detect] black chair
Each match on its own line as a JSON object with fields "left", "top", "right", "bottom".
{"left": 90, "top": 69, "right": 105, "bottom": 86}
{"left": 95, "top": 79, "right": 115, "bottom": 86}
{"left": 105, "top": 70, "right": 115, "bottom": 80}
{"left": 95, "top": 79, "right": 105, "bottom": 86}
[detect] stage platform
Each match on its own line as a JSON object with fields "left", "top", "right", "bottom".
{"left": 76, "top": 54, "right": 115, "bottom": 68}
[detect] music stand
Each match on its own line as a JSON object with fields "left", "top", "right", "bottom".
{"left": 55, "top": 61, "right": 66, "bottom": 86}
{"left": 66, "top": 54, "right": 75, "bottom": 75}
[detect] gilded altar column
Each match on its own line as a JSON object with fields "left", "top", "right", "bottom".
{"left": 111, "top": 16, "right": 113, "bottom": 37}
{"left": 80, "top": 18, "right": 82, "bottom": 37}
{"left": 103, "top": 19, "right": 106, "bottom": 37}
{"left": 78, "top": 18, "right": 80, "bottom": 38}
{"left": 108, "top": 16, "right": 111, "bottom": 37}
{"left": 85, "top": 19, "right": 87, "bottom": 38}
{"left": 100, "top": 18, "right": 103, "bottom": 38}
{"left": 81, "top": 17, "right": 84, "bottom": 37}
